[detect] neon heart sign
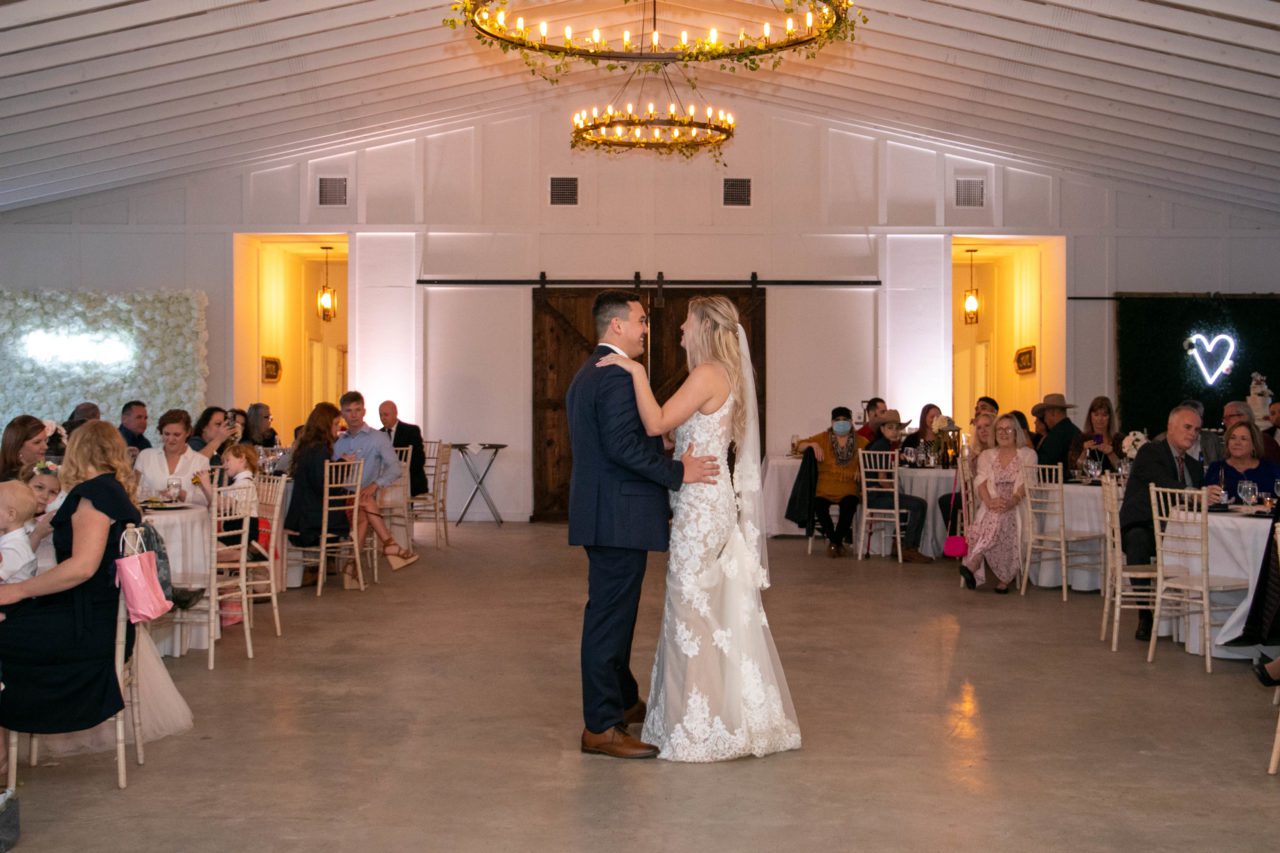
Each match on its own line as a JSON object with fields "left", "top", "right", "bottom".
{"left": 1187, "top": 333, "right": 1235, "bottom": 385}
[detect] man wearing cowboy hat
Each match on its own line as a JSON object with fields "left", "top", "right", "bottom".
{"left": 1033, "top": 393, "right": 1082, "bottom": 470}
{"left": 865, "top": 409, "right": 934, "bottom": 564}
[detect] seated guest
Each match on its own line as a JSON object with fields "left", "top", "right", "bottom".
{"left": 244, "top": 402, "right": 279, "bottom": 448}
{"left": 901, "top": 403, "right": 942, "bottom": 452}
{"left": 336, "top": 392, "right": 418, "bottom": 570}
{"left": 67, "top": 402, "right": 100, "bottom": 422}
{"left": 0, "top": 415, "right": 49, "bottom": 482}
{"left": 194, "top": 444, "right": 262, "bottom": 560}
{"left": 227, "top": 408, "right": 249, "bottom": 437}
{"left": 284, "top": 403, "right": 351, "bottom": 555}
{"left": 1266, "top": 401, "right": 1280, "bottom": 440}
{"left": 940, "top": 412, "right": 995, "bottom": 534}
{"left": 865, "top": 409, "right": 932, "bottom": 563}
{"left": 1033, "top": 393, "right": 1081, "bottom": 469}
{"left": 189, "top": 406, "right": 236, "bottom": 465}
{"left": 0, "top": 421, "right": 142, "bottom": 740}
{"left": 0, "top": 481, "right": 40, "bottom": 583}
{"left": 959, "top": 415, "right": 1037, "bottom": 593}
{"left": 378, "top": 400, "right": 428, "bottom": 496}
{"left": 1008, "top": 410, "right": 1035, "bottom": 449}
{"left": 857, "top": 397, "right": 886, "bottom": 442}
{"left": 973, "top": 396, "right": 999, "bottom": 423}
{"left": 1030, "top": 412, "right": 1048, "bottom": 450}
{"left": 117, "top": 400, "right": 151, "bottom": 457}
{"left": 1161, "top": 399, "right": 1221, "bottom": 464}
{"left": 1224, "top": 400, "right": 1280, "bottom": 464}
{"left": 135, "top": 409, "right": 211, "bottom": 505}
{"left": 20, "top": 461, "right": 60, "bottom": 573}
{"left": 1120, "top": 405, "right": 1223, "bottom": 640}
{"left": 1204, "top": 421, "right": 1280, "bottom": 500}
{"left": 797, "top": 406, "right": 864, "bottom": 558}
{"left": 1069, "top": 396, "right": 1123, "bottom": 473}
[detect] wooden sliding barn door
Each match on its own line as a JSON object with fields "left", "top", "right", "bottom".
{"left": 531, "top": 287, "right": 766, "bottom": 522}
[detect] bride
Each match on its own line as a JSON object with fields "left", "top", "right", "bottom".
{"left": 598, "top": 295, "right": 800, "bottom": 762}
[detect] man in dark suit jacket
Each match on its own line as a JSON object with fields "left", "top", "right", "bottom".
{"left": 1119, "top": 404, "right": 1223, "bottom": 640}
{"left": 377, "top": 401, "right": 428, "bottom": 496}
{"left": 567, "top": 290, "right": 719, "bottom": 760}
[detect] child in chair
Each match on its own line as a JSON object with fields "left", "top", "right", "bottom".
{"left": 0, "top": 480, "right": 40, "bottom": 583}
{"left": 19, "top": 460, "right": 61, "bottom": 573}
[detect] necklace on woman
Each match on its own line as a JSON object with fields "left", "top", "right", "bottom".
{"left": 830, "top": 432, "right": 856, "bottom": 465}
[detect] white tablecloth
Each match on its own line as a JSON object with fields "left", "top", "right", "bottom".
{"left": 1162, "top": 510, "right": 1274, "bottom": 658}
{"left": 145, "top": 506, "right": 212, "bottom": 655}
{"left": 761, "top": 456, "right": 957, "bottom": 558}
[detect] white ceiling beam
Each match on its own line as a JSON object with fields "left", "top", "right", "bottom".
{"left": 0, "top": 0, "right": 377, "bottom": 76}
{"left": 0, "top": 0, "right": 133, "bottom": 29}
{"left": 925, "top": 0, "right": 1278, "bottom": 74}
{"left": 1172, "top": 0, "right": 1280, "bottom": 27}
{"left": 859, "top": 0, "right": 1276, "bottom": 96}
{"left": 859, "top": 15, "right": 1280, "bottom": 123}
{"left": 0, "top": 7, "right": 440, "bottom": 115}
{"left": 1033, "top": 0, "right": 1280, "bottom": 51}
{"left": 0, "top": 0, "right": 259, "bottom": 54}
{"left": 0, "top": 0, "right": 429, "bottom": 99}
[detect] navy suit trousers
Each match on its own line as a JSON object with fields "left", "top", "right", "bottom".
{"left": 581, "top": 545, "right": 647, "bottom": 733}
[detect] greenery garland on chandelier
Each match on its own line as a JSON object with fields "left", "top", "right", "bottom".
{"left": 444, "top": 0, "right": 868, "bottom": 84}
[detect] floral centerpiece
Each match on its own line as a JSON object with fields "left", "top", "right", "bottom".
{"left": 1121, "top": 431, "right": 1148, "bottom": 460}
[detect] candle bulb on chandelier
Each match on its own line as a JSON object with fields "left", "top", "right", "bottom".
{"left": 652, "top": 30, "right": 659, "bottom": 49}
{"left": 648, "top": 102, "right": 655, "bottom": 117}
{"left": 564, "top": 25, "right": 572, "bottom": 44}
{"left": 626, "top": 102, "right": 633, "bottom": 117}
{"left": 806, "top": 11, "right": 813, "bottom": 33}
{"left": 623, "top": 30, "right": 630, "bottom": 48}
{"left": 592, "top": 28, "right": 600, "bottom": 44}
{"left": 495, "top": 10, "right": 504, "bottom": 28}
{"left": 738, "top": 28, "right": 746, "bottom": 47}
{"left": 763, "top": 22, "right": 770, "bottom": 42}
{"left": 668, "top": 103, "right": 676, "bottom": 117}
{"left": 709, "top": 28, "right": 717, "bottom": 45}
{"left": 680, "top": 31, "right": 688, "bottom": 46}
{"left": 786, "top": 17, "right": 794, "bottom": 35}
{"left": 539, "top": 21, "right": 547, "bottom": 43}
{"left": 688, "top": 104, "right": 696, "bottom": 117}
{"left": 515, "top": 16, "right": 523, "bottom": 34}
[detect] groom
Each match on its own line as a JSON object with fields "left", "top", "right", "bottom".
{"left": 567, "top": 290, "right": 720, "bottom": 759}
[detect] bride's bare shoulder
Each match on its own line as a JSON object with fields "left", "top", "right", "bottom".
{"left": 688, "top": 363, "right": 732, "bottom": 412}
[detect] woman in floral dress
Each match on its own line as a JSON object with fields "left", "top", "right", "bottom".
{"left": 960, "top": 414, "right": 1037, "bottom": 593}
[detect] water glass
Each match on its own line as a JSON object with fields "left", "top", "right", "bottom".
{"left": 901, "top": 447, "right": 916, "bottom": 466}
{"left": 1083, "top": 458, "right": 1102, "bottom": 481}
{"left": 165, "top": 476, "right": 182, "bottom": 502}
{"left": 1238, "top": 480, "right": 1258, "bottom": 507}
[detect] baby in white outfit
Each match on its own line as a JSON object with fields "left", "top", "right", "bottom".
{"left": 0, "top": 480, "right": 40, "bottom": 583}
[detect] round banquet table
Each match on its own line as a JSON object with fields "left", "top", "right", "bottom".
{"left": 143, "top": 505, "right": 212, "bottom": 656}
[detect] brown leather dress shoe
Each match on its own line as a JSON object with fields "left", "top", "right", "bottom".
{"left": 623, "top": 700, "right": 647, "bottom": 726}
{"left": 581, "top": 726, "right": 659, "bottom": 759}
{"left": 826, "top": 543, "right": 839, "bottom": 558}
{"left": 903, "top": 547, "right": 935, "bottom": 564}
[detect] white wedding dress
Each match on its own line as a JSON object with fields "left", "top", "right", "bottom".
{"left": 641, "top": 384, "right": 802, "bottom": 762}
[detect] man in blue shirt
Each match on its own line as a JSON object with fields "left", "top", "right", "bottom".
{"left": 335, "top": 390, "right": 418, "bottom": 570}
{"left": 117, "top": 400, "right": 151, "bottom": 458}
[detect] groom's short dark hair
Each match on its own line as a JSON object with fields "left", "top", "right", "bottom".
{"left": 593, "top": 290, "right": 638, "bottom": 338}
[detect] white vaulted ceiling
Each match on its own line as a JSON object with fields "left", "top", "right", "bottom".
{"left": 0, "top": 0, "right": 1276, "bottom": 213}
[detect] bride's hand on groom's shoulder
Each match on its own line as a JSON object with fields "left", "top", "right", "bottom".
{"left": 596, "top": 353, "right": 644, "bottom": 376}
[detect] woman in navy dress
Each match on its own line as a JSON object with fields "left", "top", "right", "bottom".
{"left": 1205, "top": 421, "right": 1280, "bottom": 502}
{"left": 0, "top": 420, "right": 141, "bottom": 734}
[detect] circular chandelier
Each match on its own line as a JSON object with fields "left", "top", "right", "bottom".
{"left": 446, "top": 0, "right": 867, "bottom": 81}
{"left": 570, "top": 65, "right": 735, "bottom": 161}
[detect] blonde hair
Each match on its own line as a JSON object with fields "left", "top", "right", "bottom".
{"left": 685, "top": 296, "right": 747, "bottom": 445}
{"left": 0, "top": 481, "right": 38, "bottom": 526}
{"left": 969, "top": 412, "right": 996, "bottom": 454}
{"left": 222, "top": 443, "right": 260, "bottom": 475}
{"left": 60, "top": 420, "right": 138, "bottom": 505}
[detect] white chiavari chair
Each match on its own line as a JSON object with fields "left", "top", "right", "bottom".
{"left": 858, "top": 449, "right": 902, "bottom": 564}
{"left": 250, "top": 473, "right": 286, "bottom": 637}
{"left": 1099, "top": 473, "right": 1157, "bottom": 650}
{"left": 1146, "top": 484, "right": 1249, "bottom": 673}
{"left": 288, "top": 459, "right": 365, "bottom": 596}
{"left": 1020, "top": 463, "right": 1103, "bottom": 600}
{"left": 9, "top": 525, "right": 147, "bottom": 789}
{"left": 410, "top": 442, "right": 452, "bottom": 548}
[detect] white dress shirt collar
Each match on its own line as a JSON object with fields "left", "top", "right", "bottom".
{"left": 598, "top": 342, "right": 627, "bottom": 357}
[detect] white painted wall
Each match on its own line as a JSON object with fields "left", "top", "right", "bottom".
{"left": 2, "top": 93, "right": 1278, "bottom": 520}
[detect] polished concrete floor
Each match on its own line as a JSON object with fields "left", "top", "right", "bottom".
{"left": 12, "top": 523, "right": 1279, "bottom": 852}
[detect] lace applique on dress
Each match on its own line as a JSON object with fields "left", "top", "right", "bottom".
{"left": 642, "top": 393, "right": 802, "bottom": 763}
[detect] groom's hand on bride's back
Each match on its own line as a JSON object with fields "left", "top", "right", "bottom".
{"left": 681, "top": 444, "right": 719, "bottom": 484}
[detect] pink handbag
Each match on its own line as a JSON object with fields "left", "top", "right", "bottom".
{"left": 942, "top": 467, "right": 969, "bottom": 558}
{"left": 115, "top": 526, "right": 173, "bottom": 623}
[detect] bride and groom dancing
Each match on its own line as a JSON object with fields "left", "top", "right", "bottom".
{"left": 567, "top": 291, "right": 801, "bottom": 762}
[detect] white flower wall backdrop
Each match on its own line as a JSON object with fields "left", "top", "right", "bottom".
{"left": 0, "top": 290, "right": 208, "bottom": 431}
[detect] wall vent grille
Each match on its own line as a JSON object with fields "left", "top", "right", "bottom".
{"left": 549, "top": 176, "right": 579, "bottom": 205}
{"left": 954, "top": 178, "right": 985, "bottom": 208}
{"left": 723, "top": 178, "right": 752, "bottom": 207}
{"left": 317, "top": 176, "right": 348, "bottom": 207}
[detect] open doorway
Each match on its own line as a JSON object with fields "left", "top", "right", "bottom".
{"left": 232, "top": 234, "right": 349, "bottom": 441}
{"left": 951, "top": 236, "right": 1066, "bottom": 423}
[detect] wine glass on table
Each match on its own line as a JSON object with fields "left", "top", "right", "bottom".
{"left": 1238, "top": 480, "right": 1258, "bottom": 508}
{"left": 1083, "top": 457, "right": 1102, "bottom": 482}
{"left": 901, "top": 447, "right": 916, "bottom": 467}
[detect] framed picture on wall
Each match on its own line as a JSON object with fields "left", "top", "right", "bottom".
{"left": 262, "top": 356, "right": 282, "bottom": 383}
{"left": 1014, "top": 346, "right": 1036, "bottom": 374}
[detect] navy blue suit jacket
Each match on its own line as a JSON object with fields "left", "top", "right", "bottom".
{"left": 566, "top": 346, "right": 684, "bottom": 551}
